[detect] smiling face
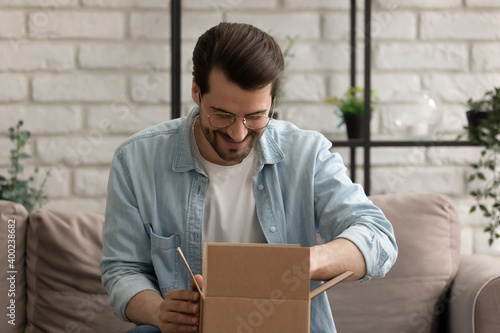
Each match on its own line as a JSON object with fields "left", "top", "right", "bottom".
{"left": 192, "top": 68, "right": 273, "bottom": 166}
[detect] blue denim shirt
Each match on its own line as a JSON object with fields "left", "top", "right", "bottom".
{"left": 100, "top": 107, "right": 397, "bottom": 333}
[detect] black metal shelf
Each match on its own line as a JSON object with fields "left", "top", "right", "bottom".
{"left": 346, "top": 0, "right": 476, "bottom": 194}
{"left": 168, "top": 0, "right": 476, "bottom": 195}
{"left": 171, "top": 0, "right": 181, "bottom": 119}
{"left": 332, "top": 140, "right": 476, "bottom": 147}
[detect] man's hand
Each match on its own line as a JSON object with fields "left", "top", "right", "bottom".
{"left": 158, "top": 275, "right": 204, "bottom": 333}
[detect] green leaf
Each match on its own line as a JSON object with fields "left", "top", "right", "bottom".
{"left": 470, "top": 206, "right": 477, "bottom": 213}
{"left": 18, "top": 152, "right": 30, "bottom": 159}
{"left": 478, "top": 173, "right": 487, "bottom": 181}
{"left": 468, "top": 175, "right": 475, "bottom": 182}
{"left": 20, "top": 131, "right": 30, "bottom": 140}
{"left": 480, "top": 204, "right": 491, "bottom": 216}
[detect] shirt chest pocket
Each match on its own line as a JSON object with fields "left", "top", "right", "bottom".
{"left": 149, "top": 226, "right": 180, "bottom": 295}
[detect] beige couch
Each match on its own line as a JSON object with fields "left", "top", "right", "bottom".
{"left": 328, "top": 193, "right": 500, "bottom": 333}
{"left": 1, "top": 192, "right": 499, "bottom": 333}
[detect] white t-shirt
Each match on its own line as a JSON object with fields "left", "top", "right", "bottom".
{"left": 193, "top": 131, "right": 267, "bottom": 244}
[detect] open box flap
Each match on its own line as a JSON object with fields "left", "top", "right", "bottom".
{"left": 177, "top": 247, "right": 204, "bottom": 298}
{"left": 309, "top": 271, "right": 353, "bottom": 299}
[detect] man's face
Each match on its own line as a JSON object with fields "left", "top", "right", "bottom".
{"left": 192, "top": 68, "right": 273, "bottom": 166}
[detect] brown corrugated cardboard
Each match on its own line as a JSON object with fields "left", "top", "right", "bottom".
{"left": 177, "top": 243, "right": 352, "bottom": 333}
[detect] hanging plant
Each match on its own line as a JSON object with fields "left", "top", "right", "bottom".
{"left": 464, "top": 87, "right": 500, "bottom": 246}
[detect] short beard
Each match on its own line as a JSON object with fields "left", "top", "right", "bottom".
{"left": 201, "top": 125, "right": 260, "bottom": 164}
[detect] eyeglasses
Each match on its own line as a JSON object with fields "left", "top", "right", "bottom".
{"left": 200, "top": 95, "right": 275, "bottom": 130}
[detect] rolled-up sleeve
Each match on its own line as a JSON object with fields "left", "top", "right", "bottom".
{"left": 337, "top": 220, "right": 397, "bottom": 282}
{"left": 100, "top": 151, "right": 160, "bottom": 321}
{"left": 314, "top": 138, "right": 398, "bottom": 282}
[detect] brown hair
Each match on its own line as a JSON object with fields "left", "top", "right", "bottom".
{"left": 192, "top": 22, "right": 284, "bottom": 101}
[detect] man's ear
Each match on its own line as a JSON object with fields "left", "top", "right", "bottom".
{"left": 192, "top": 78, "right": 200, "bottom": 105}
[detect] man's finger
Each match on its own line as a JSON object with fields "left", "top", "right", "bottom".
{"left": 160, "top": 322, "right": 198, "bottom": 333}
{"left": 191, "top": 274, "right": 204, "bottom": 292}
{"left": 162, "top": 299, "right": 200, "bottom": 314}
{"left": 163, "top": 310, "right": 199, "bottom": 326}
{"left": 166, "top": 289, "right": 200, "bottom": 302}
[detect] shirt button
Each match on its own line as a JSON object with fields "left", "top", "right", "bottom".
{"left": 270, "top": 226, "right": 277, "bottom": 233}
{"left": 258, "top": 184, "right": 264, "bottom": 190}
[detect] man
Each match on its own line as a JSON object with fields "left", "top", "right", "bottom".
{"left": 101, "top": 22, "right": 397, "bottom": 333}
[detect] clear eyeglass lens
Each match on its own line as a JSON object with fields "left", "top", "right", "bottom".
{"left": 210, "top": 113, "right": 234, "bottom": 128}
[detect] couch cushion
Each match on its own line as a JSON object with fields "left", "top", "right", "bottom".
{"left": 328, "top": 192, "right": 461, "bottom": 333}
{"left": 25, "top": 209, "right": 134, "bottom": 333}
{"left": 0, "top": 200, "right": 28, "bottom": 333}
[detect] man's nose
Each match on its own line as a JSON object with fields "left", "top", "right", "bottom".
{"left": 226, "top": 117, "right": 248, "bottom": 142}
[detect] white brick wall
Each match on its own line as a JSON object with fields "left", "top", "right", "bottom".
{"left": 0, "top": 0, "right": 499, "bottom": 253}
{"left": 467, "top": 0, "right": 500, "bottom": 7}
{"left": 74, "top": 168, "right": 110, "bottom": 197}
{"left": 421, "top": 13, "right": 500, "bottom": 40}
{"left": 81, "top": 0, "right": 168, "bottom": 8}
{"left": 472, "top": 43, "right": 500, "bottom": 71}
{"left": 0, "top": 11, "right": 24, "bottom": 37}
{"left": 375, "top": 43, "right": 468, "bottom": 70}
{"left": 0, "top": 43, "right": 74, "bottom": 71}
{"left": 0, "top": 74, "right": 27, "bottom": 101}
{"left": 0, "top": 105, "right": 82, "bottom": 134}
{"left": 376, "top": 0, "right": 462, "bottom": 9}
{"left": 284, "top": 0, "right": 349, "bottom": 10}
{"left": 29, "top": 12, "right": 125, "bottom": 39}
{"left": 423, "top": 74, "right": 500, "bottom": 103}
{"left": 130, "top": 13, "right": 170, "bottom": 40}
{"left": 226, "top": 12, "right": 321, "bottom": 39}
{"left": 32, "top": 74, "right": 126, "bottom": 102}
{"left": 0, "top": 0, "right": 79, "bottom": 7}
{"left": 288, "top": 43, "right": 349, "bottom": 71}
{"left": 79, "top": 44, "right": 170, "bottom": 69}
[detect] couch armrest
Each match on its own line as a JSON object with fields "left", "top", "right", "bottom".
{"left": 448, "top": 254, "right": 500, "bottom": 333}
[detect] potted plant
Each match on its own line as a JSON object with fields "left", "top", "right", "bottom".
{"left": 464, "top": 87, "right": 500, "bottom": 246}
{"left": 465, "top": 88, "right": 500, "bottom": 143}
{"left": 325, "top": 87, "right": 377, "bottom": 139}
{"left": 0, "top": 120, "right": 49, "bottom": 212}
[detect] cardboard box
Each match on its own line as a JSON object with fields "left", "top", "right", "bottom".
{"left": 178, "top": 243, "right": 352, "bottom": 333}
